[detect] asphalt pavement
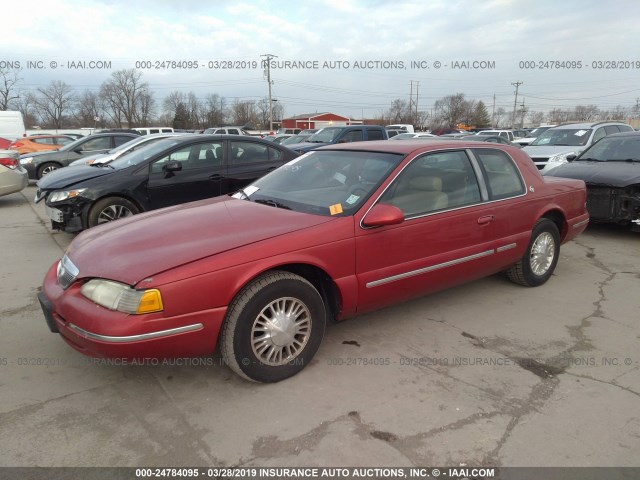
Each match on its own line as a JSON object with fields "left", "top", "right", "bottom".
{"left": 1, "top": 184, "right": 639, "bottom": 469}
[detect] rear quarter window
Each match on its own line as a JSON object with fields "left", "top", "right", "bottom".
{"left": 473, "top": 149, "right": 525, "bottom": 200}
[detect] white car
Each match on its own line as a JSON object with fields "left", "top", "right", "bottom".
{"left": 69, "top": 132, "right": 190, "bottom": 167}
{"left": 513, "top": 126, "right": 556, "bottom": 147}
{"left": 523, "top": 122, "right": 634, "bottom": 173}
{"left": 475, "top": 130, "right": 516, "bottom": 141}
{"left": 389, "top": 132, "right": 436, "bottom": 140}
{"left": 0, "top": 150, "right": 29, "bottom": 197}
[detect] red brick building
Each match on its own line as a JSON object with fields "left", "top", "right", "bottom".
{"left": 281, "top": 113, "right": 358, "bottom": 130}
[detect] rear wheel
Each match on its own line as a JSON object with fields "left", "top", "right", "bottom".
{"left": 37, "top": 162, "right": 60, "bottom": 179}
{"left": 88, "top": 197, "right": 140, "bottom": 227}
{"left": 221, "top": 271, "right": 326, "bottom": 382}
{"left": 506, "top": 219, "right": 560, "bottom": 287}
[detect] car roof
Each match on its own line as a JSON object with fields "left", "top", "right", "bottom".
{"left": 319, "top": 139, "right": 515, "bottom": 155}
{"left": 552, "top": 121, "right": 629, "bottom": 129}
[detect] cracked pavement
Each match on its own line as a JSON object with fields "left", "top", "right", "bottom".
{"left": 1, "top": 185, "right": 639, "bottom": 468}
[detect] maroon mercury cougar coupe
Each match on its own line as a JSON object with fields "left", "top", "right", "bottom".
{"left": 39, "top": 140, "right": 589, "bottom": 382}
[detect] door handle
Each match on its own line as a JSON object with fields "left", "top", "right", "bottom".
{"left": 477, "top": 215, "right": 494, "bottom": 225}
{"left": 209, "top": 174, "right": 222, "bottom": 180}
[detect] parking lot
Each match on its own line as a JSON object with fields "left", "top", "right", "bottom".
{"left": 1, "top": 183, "right": 639, "bottom": 468}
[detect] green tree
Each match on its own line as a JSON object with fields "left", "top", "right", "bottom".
{"left": 173, "top": 102, "right": 190, "bottom": 129}
{"left": 472, "top": 101, "right": 491, "bottom": 127}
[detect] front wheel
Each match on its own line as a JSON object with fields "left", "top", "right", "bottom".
{"left": 88, "top": 197, "right": 140, "bottom": 228}
{"left": 506, "top": 219, "right": 560, "bottom": 287}
{"left": 221, "top": 271, "right": 326, "bottom": 382}
{"left": 37, "top": 162, "right": 60, "bottom": 179}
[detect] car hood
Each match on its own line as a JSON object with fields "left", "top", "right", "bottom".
{"left": 67, "top": 196, "right": 335, "bottom": 285}
{"left": 523, "top": 145, "right": 585, "bottom": 157}
{"left": 544, "top": 161, "right": 640, "bottom": 187}
{"left": 37, "top": 164, "right": 116, "bottom": 189}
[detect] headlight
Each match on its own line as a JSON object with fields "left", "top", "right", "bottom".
{"left": 80, "top": 279, "right": 164, "bottom": 314}
{"left": 547, "top": 152, "right": 575, "bottom": 164}
{"left": 48, "top": 188, "right": 87, "bottom": 203}
{"left": 20, "top": 157, "right": 33, "bottom": 165}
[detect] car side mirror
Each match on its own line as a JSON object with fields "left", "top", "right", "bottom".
{"left": 362, "top": 203, "right": 404, "bottom": 227}
{"left": 566, "top": 154, "right": 577, "bottom": 162}
{"left": 164, "top": 160, "right": 182, "bottom": 172}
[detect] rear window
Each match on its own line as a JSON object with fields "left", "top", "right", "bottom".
{"left": 473, "top": 149, "right": 525, "bottom": 200}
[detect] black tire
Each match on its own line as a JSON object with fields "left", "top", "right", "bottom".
{"left": 221, "top": 271, "right": 326, "bottom": 383}
{"left": 37, "top": 162, "right": 61, "bottom": 179}
{"left": 506, "top": 219, "right": 560, "bottom": 287}
{"left": 88, "top": 197, "right": 140, "bottom": 228}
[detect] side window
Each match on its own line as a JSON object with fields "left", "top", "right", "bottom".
{"left": 366, "top": 128, "right": 384, "bottom": 141}
{"left": 230, "top": 141, "right": 269, "bottom": 164}
{"left": 151, "top": 142, "right": 222, "bottom": 173}
{"left": 592, "top": 127, "right": 606, "bottom": 142}
{"left": 341, "top": 130, "right": 363, "bottom": 143}
{"left": 33, "top": 137, "right": 55, "bottom": 145}
{"left": 604, "top": 126, "right": 620, "bottom": 135}
{"left": 617, "top": 124, "right": 633, "bottom": 132}
{"left": 473, "top": 149, "right": 525, "bottom": 200}
{"left": 268, "top": 146, "right": 284, "bottom": 161}
{"left": 380, "top": 150, "right": 481, "bottom": 217}
{"left": 114, "top": 136, "right": 134, "bottom": 147}
{"left": 228, "top": 129, "right": 240, "bottom": 135}
{"left": 79, "top": 137, "right": 111, "bottom": 151}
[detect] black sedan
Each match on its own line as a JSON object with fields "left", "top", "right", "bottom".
{"left": 20, "top": 132, "right": 140, "bottom": 179}
{"left": 35, "top": 135, "right": 299, "bottom": 232}
{"left": 544, "top": 131, "right": 640, "bottom": 230}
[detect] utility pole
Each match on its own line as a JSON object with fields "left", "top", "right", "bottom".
{"left": 409, "top": 81, "right": 414, "bottom": 124}
{"left": 511, "top": 81, "right": 523, "bottom": 128}
{"left": 415, "top": 81, "right": 420, "bottom": 126}
{"left": 520, "top": 98, "right": 526, "bottom": 128}
{"left": 261, "top": 54, "right": 277, "bottom": 131}
{"left": 492, "top": 94, "right": 496, "bottom": 127}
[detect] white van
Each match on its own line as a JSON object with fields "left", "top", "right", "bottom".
{"left": 133, "top": 127, "right": 174, "bottom": 135}
{"left": 0, "top": 111, "right": 26, "bottom": 141}
{"left": 386, "top": 124, "right": 415, "bottom": 133}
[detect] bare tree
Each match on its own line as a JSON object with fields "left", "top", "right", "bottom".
{"left": 433, "top": 93, "right": 467, "bottom": 127}
{"left": 527, "top": 110, "right": 545, "bottom": 126}
{"left": 33, "top": 81, "right": 76, "bottom": 128}
{"left": 0, "top": 67, "right": 22, "bottom": 110}
{"left": 230, "top": 100, "right": 257, "bottom": 126}
{"left": 547, "top": 108, "right": 572, "bottom": 124}
{"left": 493, "top": 107, "right": 507, "bottom": 127}
{"left": 75, "top": 90, "right": 104, "bottom": 127}
{"left": 12, "top": 92, "right": 38, "bottom": 127}
{"left": 100, "top": 69, "right": 153, "bottom": 127}
{"left": 386, "top": 99, "right": 411, "bottom": 123}
{"left": 203, "top": 93, "right": 226, "bottom": 127}
{"left": 573, "top": 105, "right": 600, "bottom": 122}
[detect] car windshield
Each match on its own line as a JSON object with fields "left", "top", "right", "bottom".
{"left": 236, "top": 150, "right": 403, "bottom": 216}
{"left": 576, "top": 136, "right": 640, "bottom": 162}
{"left": 530, "top": 128, "right": 592, "bottom": 146}
{"left": 108, "top": 138, "right": 184, "bottom": 169}
{"left": 305, "top": 128, "right": 344, "bottom": 143}
{"left": 525, "top": 127, "right": 550, "bottom": 138}
{"left": 281, "top": 134, "right": 312, "bottom": 145}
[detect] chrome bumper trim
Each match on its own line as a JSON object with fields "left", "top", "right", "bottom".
{"left": 67, "top": 323, "right": 204, "bottom": 343}
{"left": 572, "top": 219, "right": 589, "bottom": 229}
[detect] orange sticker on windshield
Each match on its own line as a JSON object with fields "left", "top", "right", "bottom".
{"left": 329, "top": 203, "right": 343, "bottom": 215}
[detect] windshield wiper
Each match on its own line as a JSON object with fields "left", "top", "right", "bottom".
{"left": 610, "top": 158, "right": 640, "bottom": 163}
{"left": 576, "top": 157, "right": 605, "bottom": 162}
{"left": 254, "top": 199, "right": 291, "bottom": 210}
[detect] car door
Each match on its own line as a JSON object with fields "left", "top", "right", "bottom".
{"left": 146, "top": 140, "right": 224, "bottom": 209}
{"left": 65, "top": 136, "right": 112, "bottom": 163}
{"left": 355, "top": 149, "right": 500, "bottom": 312}
{"left": 224, "top": 140, "right": 287, "bottom": 193}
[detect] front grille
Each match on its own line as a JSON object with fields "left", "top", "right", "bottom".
{"left": 56, "top": 255, "right": 79, "bottom": 289}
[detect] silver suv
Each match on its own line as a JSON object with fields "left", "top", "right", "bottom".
{"left": 523, "top": 121, "right": 634, "bottom": 173}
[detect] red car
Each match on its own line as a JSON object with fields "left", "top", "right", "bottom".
{"left": 39, "top": 140, "right": 589, "bottom": 382}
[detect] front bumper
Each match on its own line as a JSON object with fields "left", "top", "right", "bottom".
{"left": 37, "top": 193, "right": 90, "bottom": 232}
{"left": 40, "top": 261, "right": 227, "bottom": 359}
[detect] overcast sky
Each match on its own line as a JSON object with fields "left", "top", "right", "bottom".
{"left": 5, "top": 0, "right": 640, "bottom": 120}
